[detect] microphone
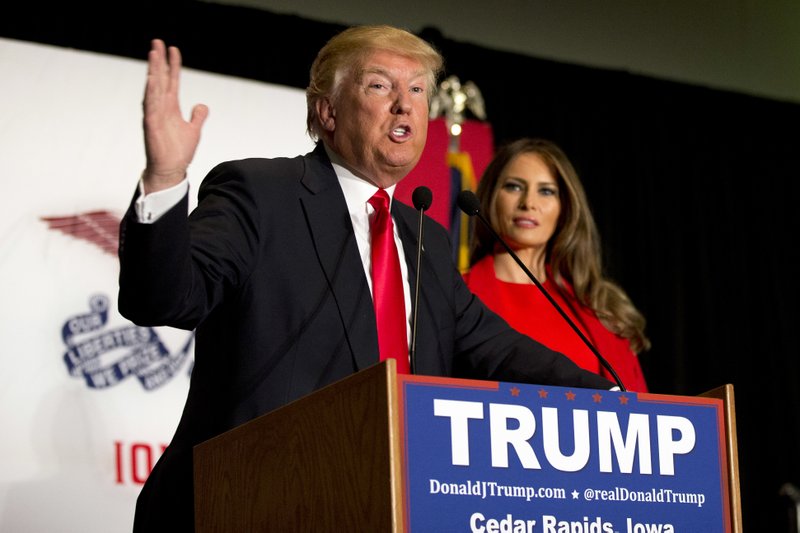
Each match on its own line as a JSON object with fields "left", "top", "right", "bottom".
{"left": 410, "top": 186, "right": 432, "bottom": 374}
{"left": 456, "top": 189, "right": 627, "bottom": 391}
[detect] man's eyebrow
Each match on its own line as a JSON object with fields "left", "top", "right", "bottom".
{"left": 358, "top": 67, "right": 390, "bottom": 78}
{"left": 358, "top": 66, "right": 427, "bottom": 82}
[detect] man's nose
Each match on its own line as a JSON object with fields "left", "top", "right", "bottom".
{"left": 392, "top": 91, "right": 412, "bottom": 114}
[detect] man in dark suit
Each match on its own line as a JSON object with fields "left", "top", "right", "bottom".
{"left": 118, "top": 25, "right": 615, "bottom": 532}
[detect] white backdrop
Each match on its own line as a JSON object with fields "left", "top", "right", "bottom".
{"left": 0, "top": 37, "right": 315, "bottom": 532}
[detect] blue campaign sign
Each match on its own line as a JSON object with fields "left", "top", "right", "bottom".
{"left": 398, "top": 375, "right": 732, "bottom": 533}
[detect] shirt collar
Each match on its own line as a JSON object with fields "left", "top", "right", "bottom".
{"left": 323, "top": 143, "right": 397, "bottom": 215}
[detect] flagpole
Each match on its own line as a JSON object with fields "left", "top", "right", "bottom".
{"left": 429, "top": 75, "right": 487, "bottom": 272}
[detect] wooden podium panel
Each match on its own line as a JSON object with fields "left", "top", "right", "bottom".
{"left": 700, "top": 384, "right": 743, "bottom": 532}
{"left": 194, "top": 361, "right": 404, "bottom": 532}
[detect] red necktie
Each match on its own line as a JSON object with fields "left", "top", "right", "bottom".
{"left": 368, "top": 190, "right": 410, "bottom": 374}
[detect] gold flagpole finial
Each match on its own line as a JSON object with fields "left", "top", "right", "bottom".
{"left": 429, "top": 75, "right": 486, "bottom": 152}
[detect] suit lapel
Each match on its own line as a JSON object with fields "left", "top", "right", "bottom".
{"left": 300, "top": 146, "right": 379, "bottom": 371}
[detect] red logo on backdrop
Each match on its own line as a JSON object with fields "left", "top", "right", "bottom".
{"left": 40, "top": 210, "right": 120, "bottom": 254}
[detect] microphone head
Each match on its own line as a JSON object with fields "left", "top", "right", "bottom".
{"left": 456, "top": 189, "right": 480, "bottom": 216}
{"left": 412, "top": 186, "right": 433, "bottom": 211}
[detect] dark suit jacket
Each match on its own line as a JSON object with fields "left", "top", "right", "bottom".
{"left": 118, "top": 143, "right": 613, "bottom": 532}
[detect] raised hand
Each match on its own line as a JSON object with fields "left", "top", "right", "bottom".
{"left": 141, "top": 39, "right": 209, "bottom": 193}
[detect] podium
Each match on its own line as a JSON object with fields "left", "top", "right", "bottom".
{"left": 194, "top": 361, "right": 742, "bottom": 532}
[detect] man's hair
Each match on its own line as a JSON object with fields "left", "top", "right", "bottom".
{"left": 306, "top": 25, "right": 444, "bottom": 140}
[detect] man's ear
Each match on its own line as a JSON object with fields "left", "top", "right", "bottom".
{"left": 316, "top": 97, "right": 336, "bottom": 132}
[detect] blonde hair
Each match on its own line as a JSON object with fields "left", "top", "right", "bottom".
{"left": 306, "top": 25, "right": 443, "bottom": 139}
{"left": 472, "top": 138, "right": 651, "bottom": 353}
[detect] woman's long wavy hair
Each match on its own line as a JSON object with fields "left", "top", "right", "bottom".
{"left": 470, "top": 138, "right": 650, "bottom": 353}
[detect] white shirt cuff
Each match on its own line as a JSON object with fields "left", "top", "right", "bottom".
{"left": 134, "top": 177, "right": 189, "bottom": 224}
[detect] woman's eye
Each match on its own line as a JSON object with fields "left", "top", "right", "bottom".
{"left": 502, "top": 182, "right": 523, "bottom": 192}
{"left": 540, "top": 187, "right": 558, "bottom": 196}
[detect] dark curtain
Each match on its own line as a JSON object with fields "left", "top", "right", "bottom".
{"left": 4, "top": 0, "right": 799, "bottom": 529}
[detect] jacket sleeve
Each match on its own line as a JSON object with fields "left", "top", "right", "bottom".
{"left": 118, "top": 161, "right": 261, "bottom": 330}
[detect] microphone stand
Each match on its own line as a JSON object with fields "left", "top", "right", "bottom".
{"left": 410, "top": 210, "right": 424, "bottom": 374}
{"left": 409, "top": 186, "right": 432, "bottom": 374}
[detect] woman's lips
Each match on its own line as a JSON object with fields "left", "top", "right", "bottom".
{"left": 513, "top": 217, "right": 539, "bottom": 228}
